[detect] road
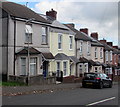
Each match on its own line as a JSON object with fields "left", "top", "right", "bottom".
{"left": 2, "top": 84, "right": 119, "bottom": 106}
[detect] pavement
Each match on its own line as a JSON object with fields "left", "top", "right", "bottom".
{"left": 1, "top": 82, "right": 118, "bottom": 96}
{"left": 1, "top": 82, "right": 81, "bottom": 96}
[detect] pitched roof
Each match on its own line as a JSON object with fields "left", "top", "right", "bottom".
{"left": 16, "top": 47, "right": 41, "bottom": 55}
{"left": 1, "top": 2, "right": 50, "bottom": 23}
{"left": 64, "top": 25, "right": 92, "bottom": 41}
{"left": 69, "top": 56, "right": 80, "bottom": 63}
{"left": 55, "top": 53, "right": 70, "bottom": 60}
{"left": 42, "top": 52, "right": 55, "bottom": 60}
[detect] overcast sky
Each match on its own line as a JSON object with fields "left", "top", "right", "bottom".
{"left": 7, "top": 0, "right": 119, "bottom": 46}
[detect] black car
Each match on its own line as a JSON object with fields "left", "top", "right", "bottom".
{"left": 82, "top": 72, "right": 112, "bottom": 89}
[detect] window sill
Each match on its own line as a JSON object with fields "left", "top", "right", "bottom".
{"left": 41, "top": 43, "right": 48, "bottom": 45}
{"left": 58, "top": 49, "right": 62, "bottom": 51}
{"left": 24, "top": 42, "right": 33, "bottom": 44}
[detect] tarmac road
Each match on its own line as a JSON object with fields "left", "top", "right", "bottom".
{"left": 2, "top": 84, "right": 119, "bottom": 106}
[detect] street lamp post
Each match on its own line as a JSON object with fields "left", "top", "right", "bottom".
{"left": 25, "top": 18, "right": 34, "bottom": 85}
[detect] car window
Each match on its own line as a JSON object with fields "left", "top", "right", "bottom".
{"left": 84, "top": 73, "right": 97, "bottom": 77}
{"left": 102, "top": 74, "right": 108, "bottom": 78}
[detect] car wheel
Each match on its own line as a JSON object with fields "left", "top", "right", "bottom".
{"left": 82, "top": 83, "right": 86, "bottom": 88}
{"left": 109, "top": 82, "right": 112, "bottom": 88}
{"left": 99, "top": 82, "right": 103, "bottom": 89}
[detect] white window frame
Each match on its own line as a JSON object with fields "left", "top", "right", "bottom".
{"left": 69, "top": 35, "right": 73, "bottom": 50}
{"left": 84, "top": 63, "right": 88, "bottom": 73}
{"left": 20, "top": 57, "right": 27, "bottom": 75}
{"left": 25, "top": 24, "right": 33, "bottom": 44}
{"left": 42, "top": 26, "right": 47, "bottom": 44}
{"left": 87, "top": 42, "right": 91, "bottom": 55}
{"left": 79, "top": 64, "right": 83, "bottom": 74}
{"left": 58, "top": 33, "right": 62, "bottom": 50}
{"left": 95, "top": 47, "right": 98, "bottom": 59}
{"left": 63, "top": 61, "right": 68, "bottom": 76}
{"left": 30, "top": 57, "right": 37, "bottom": 76}
{"left": 94, "top": 67, "right": 98, "bottom": 72}
{"left": 100, "top": 48, "right": 103, "bottom": 59}
{"left": 80, "top": 41, "right": 83, "bottom": 53}
{"left": 56, "top": 61, "right": 61, "bottom": 77}
{"left": 110, "top": 51, "right": 112, "bottom": 61}
{"left": 105, "top": 51, "right": 108, "bottom": 62}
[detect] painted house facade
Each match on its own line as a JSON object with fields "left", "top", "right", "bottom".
{"left": 41, "top": 9, "right": 79, "bottom": 81}
{"left": 90, "top": 33, "right": 104, "bottom": 73}
{"left": 1, "top": 2, "right": 55, "bottom": 83}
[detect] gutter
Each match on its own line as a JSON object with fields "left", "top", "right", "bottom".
{"left": 13, "top": 17, "right": 16, "bottom": 75}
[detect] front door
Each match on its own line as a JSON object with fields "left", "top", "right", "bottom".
{"left": 43, "top": 61, "right": 48, "bottom": 77}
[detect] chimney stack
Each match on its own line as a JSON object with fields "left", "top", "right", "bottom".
{"left": 91, "top": 32, "right": 98, "bottom": 40}
{"left": 113, "top": 46, "right": 118, "bottom": 49}
{"left": 80, "top": 28, "right": 88, "bottom": 35}
{"left": 99, "top": 39, "right": 107, "bottom": 44}
{"left": 65, "top": 23, "right": 75, "bottom": 28}
{"left": 46, "top": 9, "right": 57, "bottom": 20}
{"left": 107, "top": 42, "right": 113, "bottom": 47}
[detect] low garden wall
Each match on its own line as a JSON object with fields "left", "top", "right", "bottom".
{"left": 9, "top": 75, "right": 56, "bottom": 85}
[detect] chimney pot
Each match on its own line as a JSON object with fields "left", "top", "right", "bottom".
{"left": 113, "top": 46, "right": 118, "bottom": 49}
{"left": 91, "top": 32, "right": 98, "bottom": 40}
{"left": 107, "top": 42, "right": 113, "bottom": 46}
{"left": 99, "top": 39, "right": 107, "bottom": 44}
{"left": 80, "top": 28, "right": 88, "bottom": 35}
{"left": 46, "top": 9, "right": 57, "bottom": 20}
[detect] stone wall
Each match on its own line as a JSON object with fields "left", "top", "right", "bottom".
{"left": 9, "top": 75, "right": 56, "bottom": 85}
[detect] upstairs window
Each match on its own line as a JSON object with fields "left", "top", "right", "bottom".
{"left": 25, "top": 24, "right": 33, "bottom": 43}
{"left": 42, "top": 27, "right": 47, "bottom": 44}
{"left": 110, "top": 51, "right": 112, "bottom": 61}
{"left": 105, "top": 51, "right": 108, "bottom": 61}
{"left": 95, "top": 47, "right": 98, "bottom": 59}
{"left": 100, "top": 48, "right": 103, "bottom": 59}
{"left": 80, "top": 41, "right": 83, "bottom": 53}
{"left": 69, "top": 36, "right": 73, "bottom": 50}
{"left": 87, "top": 42, "right": 91, "bottom": 55}
{"left": 58, "top": 34, "right": 62, "bottom": 50}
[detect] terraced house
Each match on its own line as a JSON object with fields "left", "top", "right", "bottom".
{"left": 1, "top": 1, "right": 119, "bottom": 84}
{"left": 42, "top": 9, "right": 79, "bottom": 82}
{"left": 1, "top": 2, "right": 56, "bottom": 84}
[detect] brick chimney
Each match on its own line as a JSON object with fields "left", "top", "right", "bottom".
{"left": 46, "top": 9, "right": 57, "bottom": 20}
{"left": 99, "top": 39, "right": 107, "bottom": 44}
{"left": 65, "top": 23, "right": 75, "bottom": 28}
{"left": 107, "top": 42, "right": 113, "bottom": 46}
{"left": 91, "top": 32, "right": 98, "bottom": 40}
{"left": 80, "top": 28, "right": 88, "bottom": 35}
{"left": 113, "top": 46, "right": 118, "bottom": 49}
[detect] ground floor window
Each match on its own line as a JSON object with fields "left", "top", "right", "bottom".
{"left": 63, "top": 61, "right": 67, "bottom": 76}
{"left": 57, "top": 62, "right": 61, "bottom": 77}
{"left": 95, "top": 67, "right": 98, "bottom": 72}
{"left": 84, "top": 63, "right": 88, "bottom": 73}
{"left": 105, "top": 68, "right": 112, "bottom": 75}
{"left": 21, "top": 57, "right": 27, "bottom": 75}
{"left": 30, "top": 57, "right": 37, "bottom": 76}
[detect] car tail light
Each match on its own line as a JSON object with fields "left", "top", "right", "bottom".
{"left": 95, "top": 77, "right": 101, "bottom": 80}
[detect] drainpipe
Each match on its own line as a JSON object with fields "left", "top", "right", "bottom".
{"left": 13, "top": 17, "right": 16, "bottom": 76}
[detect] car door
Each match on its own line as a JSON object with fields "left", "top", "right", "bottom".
{"left": 102, "top": 74, "right": 110, "bottom": 86}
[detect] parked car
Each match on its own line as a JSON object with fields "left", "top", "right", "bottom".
{"left": 82, "top": 72, "right": 113, "bottom": 89}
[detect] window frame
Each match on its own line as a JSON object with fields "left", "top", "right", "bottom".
{"left": 20, "top": 57, "right": 27, "bottom": 76}
{"left": 58, "top": 33, "right": 62, "bottom": 50}
{"left": 95, "top": 47, "right": 98, "bottom": 59}
{"left": 25, "top": 24, "right": 33, "bottom": 44}
{"left": 80, "top": 41, "right": 83, "bottom": 53}
{"left": 69, "top": 35, "right": 73, "bottom": 50}
{"left": 41, "top": 26, "right": 48, "bottom": 45}
{"left": 63, "top": 61, "right": 68, "bottom": 76}
{"left": 29, "top": 57, "right": 37, "bottom": 76}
